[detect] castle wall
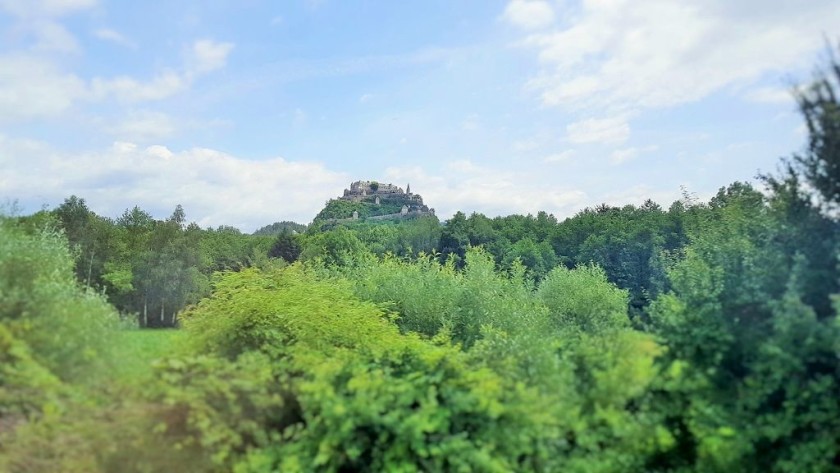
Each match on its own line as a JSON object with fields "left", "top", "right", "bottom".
{"left": 326, "top": 209, "right": 433, "bottom": 224}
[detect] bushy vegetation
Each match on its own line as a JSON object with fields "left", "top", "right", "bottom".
{"left": 313, "top": 194, "right": 422, "bottom": 225}
{"left": 1, "top": 44, "right": 839, "bottom": 473}
{"left": 0, "top": 219, "right": 118, "bottom": 385}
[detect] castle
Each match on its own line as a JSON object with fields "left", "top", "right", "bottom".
{"left": 338, "top": 180, "right": 434, "bottom": 220}
{"left": 341, "top": 180, "right": 421, "bottom": 202}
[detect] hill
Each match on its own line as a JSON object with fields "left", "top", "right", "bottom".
{"left": 313, "top": 180, "right": 434, "bottom": 225}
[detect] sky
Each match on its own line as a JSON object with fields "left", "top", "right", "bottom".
{"left": 1, "top": 0, "right": 839, "bottom": 231}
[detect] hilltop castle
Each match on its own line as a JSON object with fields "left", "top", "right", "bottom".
{"left": 341, "top": 180, "right": 419, "bottom": 201}
{"left": 338, "top": 180, "right": 434, "bottom": 219}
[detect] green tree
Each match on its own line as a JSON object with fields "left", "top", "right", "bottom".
{"left": 502, "top": 237, "right": 558, "bottom": 281}
{"left": 649, "top": 181, "right": 840, "bottom": 471}
{"left": 438, "top": 211, "right": 470, "bottom": 266}
{"left": 789, "top": 42, "right": 840, "bottom": 209}
{"left": 268, "top": 229, "right": 302, "bottom": 263}
{"left": 55, "top": 196, "right": 101, "bottom": 288}
{"left": 127, "top": 206, "right": 208, "bottom": 327}
{"left": 252, "top": 221, "right": 306, "bottom": 236}
{"left": 299, "top": 226, "right": 369, "bottom": 267}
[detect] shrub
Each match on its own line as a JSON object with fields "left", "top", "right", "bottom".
{"left": 344, "top": 248, "right": 548, "bottom": 347}
{"left": 175, "top": 265, "right": 565, "bottom": 471}
{"left": 537, "top": 264, "right": 629, "bottom": 334}
{"left": 0, "top": 218, "right": 118, "bottom": 383}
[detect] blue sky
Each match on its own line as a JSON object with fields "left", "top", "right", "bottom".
{"left": 1, "top": 0, "right": 839, "bottom": 230}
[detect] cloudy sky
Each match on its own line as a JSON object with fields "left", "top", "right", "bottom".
{"left": 1, "top": 0, "right": 838, "bottom": 230}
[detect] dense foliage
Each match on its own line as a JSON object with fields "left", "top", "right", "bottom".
{"left": 313, "top": 194, "right": 420, "bottom": 225}
{"left": 252, "top": 221, "right": 308, "bottom": 236}
{"left": 32, "top": 201, "right": 279, "bottom": 327}
{"left": 1, "top": 43, "right": 839, "bottom": 473}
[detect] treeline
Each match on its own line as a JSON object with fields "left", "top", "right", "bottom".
{"left": 19, "top": 200, "right": 277, "bottom": 327}
{"left": 24, "top": 166, "right": 838, "bottom": 333}
{"left": 252, "top": 220, "right": 307, "bottom": 236}
{"left": 23, "top": 200, "right": 447, "bottom": 327}
{"left": 35, "top": 191, "right": 712, "bottom": 331}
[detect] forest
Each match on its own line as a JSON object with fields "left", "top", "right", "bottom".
{"left": 1, "top": 49, "right": 839, "bottom": 473}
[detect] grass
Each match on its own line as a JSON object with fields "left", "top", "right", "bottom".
{"left": 109, "top": 328, "right": 186, "bottom": 384}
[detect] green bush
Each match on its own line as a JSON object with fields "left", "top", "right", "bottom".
{"left": 0, "top": 218, "right": 118, "bottom": 383}
{"left": 171, "top": 257, "right": 674, "bottom": 471}
{"left": 537, "top": 264, "right": 629, "bottom": 334}
{"left": 345, "top": 248, "right": 548, "bottom": 347}
{"left": 148, "top": 352, "right": 288, "bottom": 469}
{"left": 175, "top": 265, "right": 560, "bottom": 471}
{"left": 0, "top": 324, "right": 63, "bottom": 419}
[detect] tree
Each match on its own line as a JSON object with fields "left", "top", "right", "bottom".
{"left": 299, "top": 226, "right": 368, "bottom": 267}
{"left": 200, "top": 226, "right": 262, "bottom": 273}
{"left": 502, "top": 237, "right": 557, "bottom": 281}
{"left": 269, "top": 229, "right": 302, "bottom": 263}
{"left": 54, "top": 196, "right": 95, "bottom": 285}
{"left": 788, "top": 41, "right": 840, "bottom": 211}
{"left": 648, "top": 184, "right": 840, "bottom": 470}
{"left": 54, "top": 195, "right": 91, "bottom": 244}
{"left": 252, "top": 221, "right": 307, "bottom": 236}
{"left": 438, "top": 211, "right": 470, "bottom": 266}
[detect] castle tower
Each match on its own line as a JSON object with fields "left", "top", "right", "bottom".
{"left": 406, "top": 183, "right": 411, "bottom": 194}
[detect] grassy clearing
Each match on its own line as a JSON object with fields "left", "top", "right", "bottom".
{"left": 109, "top": 329, "right": 185, "bottom": 383}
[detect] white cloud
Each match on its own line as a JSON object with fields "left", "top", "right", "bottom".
{"left": 609, "top": 148, "right": 638, "bottom": 165}
{"left": 518, "top": 0, "right": 840, "bottom": 112}
{"left": 0, "top": 0, "right": 93, "bottom": 54}
{"left": 384, "top": 162, "right": 587, "bottom": 219}
{"left": 359, "top": 93, "right": 374, "bottom": 104}
{"left": 105, "top": 110, "right": 178, "bottom": 141}
{"left": 512, "top": 137, "right": 542, "bottom": 152}
{"left": 190, "top": 39, "right": 235, "bottom": 74}
{"left": 145, "top": 144, "right": 173, "bottom": 160}
{"left": 609, "top": 145, "right": 658, "bottom": 165}
{"left": 542, "top": 149, "right": 575, "bottom": 163}
{"left": 0, "top": 0, "right": 96, "bottom": 17}
{"left": 29, "top": 20, "right": 80, "bottom": 52}
{"left": 0, "top": 55, "right": 86, "bottom": 121}
{"left": 744, "top": 86, "right": 795, "bottom": 105}
{"left": 90, "top": 39, "right": 234, "bottom": 103}
{"left": 91, "top": 71, "right": 188, "bottom": 102}
{"left": 566, "top": 117, "right": 630, "bottom": 144}
{"left": 111, "top": 140, "right": 137, "bottom": 153}
{"left": 502, "top": 0, "right": 555, "bottom": 30}
{"left": 0, "top": 34, "right": 235, "bottom": 122}
{"left": 0, "top": 136, "right": 348, "bottom": 230}
{"left": 93, "top": 28, "right": 136, "bottom": 48}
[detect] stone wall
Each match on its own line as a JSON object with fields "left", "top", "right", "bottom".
{"left": 325, "top": 209, "right": 434, "bottom": 224}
